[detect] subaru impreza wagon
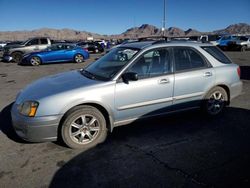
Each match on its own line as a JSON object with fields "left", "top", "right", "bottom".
{"left": 11, "top": 40, "right": 242, "bottom": 149}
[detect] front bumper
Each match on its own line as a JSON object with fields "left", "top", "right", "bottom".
{"left": 11, "top": 103, "right": 63, "bottom": 142}
{"left": 3, "top": 54, "right": 13, "bottom": 62}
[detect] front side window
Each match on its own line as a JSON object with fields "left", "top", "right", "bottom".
{"left": 127, "top": 48, "right": 172, "bottom": 79}
{"left": 174, "top": 47, "right": 207, "bottom": 71}
{"left": 84, "top": 47, "right": 139, "bottom": 80}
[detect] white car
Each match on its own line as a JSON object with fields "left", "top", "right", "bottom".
{"left": 235, "top": 36, "right": 250, "bottom": 51}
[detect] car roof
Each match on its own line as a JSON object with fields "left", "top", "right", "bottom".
{"left": 120, "top": 40, "right": 214, "bottom": 50}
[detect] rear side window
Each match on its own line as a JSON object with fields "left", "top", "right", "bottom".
{"left": 40, "top": 38, "right": 48, "bottom": 44}
{"left": 173, "top": 47, "right": 208, "bottom": 71}
{"left": 201, "top": 46, "right": 232, "bottom": 64}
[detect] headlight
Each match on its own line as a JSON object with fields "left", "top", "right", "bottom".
{"left": 17, "top": 101, "right": 39, "bottom": 117}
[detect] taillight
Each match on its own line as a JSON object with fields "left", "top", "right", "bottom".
{"left": 237, "top": 67, "right": 241, "bottom": 78}
{"left": 83, "top": 48, "right": 88, "bottom": 52}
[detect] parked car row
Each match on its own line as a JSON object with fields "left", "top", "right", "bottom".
{"left": 1, "top": 37, "right": 111, "bottom": 65}
{"left": 171, "top": 34, "right": 250, "bottom": 52}
{"left": 216, "top": 35, "right": 250, "bottom": 51}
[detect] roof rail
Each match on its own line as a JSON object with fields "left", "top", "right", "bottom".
{"left": 138, "top": 36, "right": 168, "bottom": 42}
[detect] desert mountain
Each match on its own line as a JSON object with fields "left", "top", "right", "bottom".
{"left": 214, "top": 23, "right": 250, "bottom": 34}
{"left": 0, "top": 23, "right": 249, "bottom": 41}
{"left": 0, "top": 28, "right": 103, "bottom": 41}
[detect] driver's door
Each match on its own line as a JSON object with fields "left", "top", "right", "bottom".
{"left": 114, "top": 48, "right": 174, "bottom": 124}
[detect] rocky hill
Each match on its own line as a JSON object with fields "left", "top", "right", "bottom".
{"left": 214, "top": 23, "right": 250, "bottom": 34}
{"left": 0, "top": 28, "right": 103, "bottom": 41}
{"left": 0, "top": 23, "right": 249, "bottom": 41}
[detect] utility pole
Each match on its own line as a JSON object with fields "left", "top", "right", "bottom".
{"left": 162, "top": 0, "right": 166, "bottom": 37}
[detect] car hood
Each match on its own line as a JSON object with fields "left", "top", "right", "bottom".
{"left": 16, "top": 70, "right": 101, "bottom": 103}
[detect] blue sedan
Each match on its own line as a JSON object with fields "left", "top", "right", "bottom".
{"left": 21, "top": 43, "right": 89, "bottom": 66}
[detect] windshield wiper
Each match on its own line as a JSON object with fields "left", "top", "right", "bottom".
{"left": 81, "top": 69, "right": 97, "bottom": 80}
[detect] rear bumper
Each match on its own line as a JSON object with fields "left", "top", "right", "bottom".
{"left": 230, "top": 81, "right": 243, "bottom": 100}
{"left": 11, "top": 103, "right": 63, "bottom": 142}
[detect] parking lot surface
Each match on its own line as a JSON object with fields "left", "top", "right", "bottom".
{"left": 0, "top": 52, "right": 250, "bottom": 188}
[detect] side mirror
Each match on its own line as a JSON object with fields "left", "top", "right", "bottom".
{"left": 122, "top": 72, "right": 138, "bottom": 84}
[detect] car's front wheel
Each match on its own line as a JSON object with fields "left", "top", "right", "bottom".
{"left": 203, "top": 86, "right": 228, "bottom": 116}
{"left": 30, "top": 56, "right": 41, "bottom": 66}
{"left": 74, "top": 54, "right": 84, "bottom": 63}
{"left": 11, "top": 52, "right": 23, "bottom": 63}
{"left": 61, "top": 106, "right": 107, "bottom": 149}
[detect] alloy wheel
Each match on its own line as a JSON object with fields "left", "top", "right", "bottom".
{"left": 207, "top": 91, "right": 225, "bottom": 115}
{"left": 69, "top": 114, "right": 100, "bottom": 145}
{"left": 30, "top": 57, "right": 41, "bottom": 66}
{"left": 75, "top": 54, "right": 84, "bottom": 63}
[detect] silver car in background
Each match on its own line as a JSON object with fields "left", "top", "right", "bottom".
{"left": 11, "top": 41, "right": 242, "bottom": 149}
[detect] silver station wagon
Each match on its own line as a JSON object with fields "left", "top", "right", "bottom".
{"left": 11, "top": 40, "right": 242, "bottom": 149}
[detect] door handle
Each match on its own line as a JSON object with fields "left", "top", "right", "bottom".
{"left": 204, "top": 72, "right": 212, "bottom": 77}
{"left": 159, "top": 78, "right": 170, "bottom": 84}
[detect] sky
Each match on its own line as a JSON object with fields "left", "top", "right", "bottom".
{"left": 0, "top": 0, "right": 249, "bottom": 34}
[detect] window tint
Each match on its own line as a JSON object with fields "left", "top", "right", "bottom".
{"left": 27, "top": 39, "right": 39, "bottom": 45}
{"left": 128, "top": 48, "right": 171, "bottom": 79}
{"left": 201, "top": 46, "right": 232, "bottom": 64}
{"left": 174, "top": 47, "right": 207, "bottom": 71}
{"left": 40, "top": 38, "right": 48, "bottom": 44}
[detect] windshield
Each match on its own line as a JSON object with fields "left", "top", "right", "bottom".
{"left": 83, "top": 47, "right": 139, "bottom": 81}
{"left": 21, "top": 39, "right": 29, "bottom": 45}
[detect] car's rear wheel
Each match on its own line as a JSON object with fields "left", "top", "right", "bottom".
{"left": 95, "top": 48, "right": 99, "bottom": 53}
{"left": 61, "top": 106, "right": 107, "bottom": 149}
{"left": 74, "top": 54, "right": 84, "bottom": 63}
{"left": 241, "top": 45, "right": 247, "bottom": 52}
{"left": 202, "top": 86, "right": 228, "bottom": 116}
{"left": 11, "top": 52, "right": 23, "bottom": 63}
{"left": 30, "top": 56, "right": 41, "bottom": 66}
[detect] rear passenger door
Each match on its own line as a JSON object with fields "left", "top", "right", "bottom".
{"left": 39, "top": 38, "right": 49, "bottom": 51}
{"left": 173, "top": 47, "right": 215, "bottom": 109}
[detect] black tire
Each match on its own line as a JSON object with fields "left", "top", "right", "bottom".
{"left": 11, "top": 52, "right": 23, "bottom": 63}
{"left": 74, "top": 54, "right": 84, "bottom": 63}
{"left": 202, "top": 86, "right": 228, "bottom": 116}
{"left": 30, "top": 56, "right": 41, "bottom": 66}
{"left": 241, "top": 45, "right": 247, "bottom": 52}
{"left": 61, "top": 105, "right": 107, "bottom": 149}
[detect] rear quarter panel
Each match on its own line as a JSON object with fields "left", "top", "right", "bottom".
{"left": 213, "top": 64, "right": 242, "bottom": 100}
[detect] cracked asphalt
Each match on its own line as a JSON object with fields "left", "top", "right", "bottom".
{"left": 0, "top": 51, "right": 250, "bottom": 188}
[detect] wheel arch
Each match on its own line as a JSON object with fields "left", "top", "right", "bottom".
{"left": 58, "top": 102, "right": 114, "bottom": 139}
{"left": 204, "top": 84, "right": 230, "bottom": 105}
{"left": 11, "top": 50, "right": 24, "bottom": 56}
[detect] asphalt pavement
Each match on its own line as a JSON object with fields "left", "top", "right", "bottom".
{"left": 0, "top": 51, "right": 250, "bottom": 188}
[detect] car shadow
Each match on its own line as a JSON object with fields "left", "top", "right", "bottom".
{"left": 49, "top": 107, "right": 250, "bottom": 188}
{"left": 0, "top": 102, "right": 27, "bottom": 143}
{"left": 240, "top": 66, "right": 250, "bottom": 80}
